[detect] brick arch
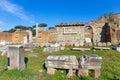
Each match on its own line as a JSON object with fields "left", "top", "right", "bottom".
{"left": 84, "top": 24, "right": 96, "bottom": 43}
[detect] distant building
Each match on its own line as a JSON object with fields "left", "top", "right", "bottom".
{"left": 56, "top": 22, "right": 85, "bottom": 44}
{"left": 37, "top": 28, "right": 57, "bottom": 43}
{"left": 0, "top": 30, "right": 31, "bottom": 44}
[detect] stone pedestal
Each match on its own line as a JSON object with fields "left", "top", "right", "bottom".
{"left": 7, "top": 45, "right": 25, "bottom": 70}
{"left": 47, "top": 68, "right": 56, "bottom": 74}
{"left": 78, "top": 69, "right": 88, "bottom": 77}
{"left": 78, "top": 54, "right": 102, "bottom": 78}
{"left": 94, "top": 69, "right": 100, "bottom": 78}
{"left": 67, "top": 69, "right": 74, "bottom": 77}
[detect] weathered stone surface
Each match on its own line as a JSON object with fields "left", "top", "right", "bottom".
{"left": 43, "top": 47, "right": 60, "bottom": 53}
{"left": 93, "top": 42, "right": 98, "bottom": 46}
{"left": 102, "top": 42, "right": 106, "bottom": 46}
{"left": 45, "top": 55, "right": 78, "bottom": 69}
{"left": 60, "top": 42, "right": 65, "bottom": 46}
{"left": 78, "top": 54, "right": 102, "bottom": 69}
{"left": 65, "top": 42, "right": 72, "bottom": 46}
{"left": 88, "top": 43, "right": 93, "bottom": 46}
{"left": 79, "top": 41, "right": 84, "bottom": 46}
{"left": 85, "top": 38, "right": 91, "bottom": 43}
{"left": 78, "top": 54, "right": 102, "bottom": 78}
{"left": 94, "top": 47, "right": 110, "bottom": 50}
{"left": 106, "top": 42, "right": 111, "bottom": 46}
{"left": 2, "top": 45, "right": 25, "bottom": 70}
{"left": 47, "top": 67, "right": 56, "bottom": 75}
{"left": 97, "top": 42, "right": 102, "bottom": 46}
{"left": 74, "top": 42, "right": 79, "bottom": 47}
{"left": 84, "top": 43, "right": 89, "bottom": 46}
{"left": 78, "top": 69, "right": 88, "bottom": 77}
{"left": 43, "top": 46, "right": 65, "bottom": 53}
{"left": 50, "top": 43, "right": 60, "bottom": 47}
{"left": 45, "top": 55, "right": 78, "bottom": 77}
{"left": 67, "top": 69, "right": 74, "bottom": 78}
{"left": 72, "top": 48, "right": 91, "bottom": 51}
{"left": 94, "top": 69, "right": 101, "bottom": 78}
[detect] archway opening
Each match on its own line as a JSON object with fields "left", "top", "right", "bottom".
{"left": 84, "top": 26, "right": 93, "bottom": 43}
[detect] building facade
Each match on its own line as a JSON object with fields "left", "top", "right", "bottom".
{"left": 0, "top": 30, "right": 31, "bottom": 44}
{"left": 37, "top": 28, "right": 57, "bottom": 43}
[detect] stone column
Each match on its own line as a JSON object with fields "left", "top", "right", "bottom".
{"left": 26, "top": 30, "right": 32, "bottom": 43}
{"left": 36, "top": 23, "right": 38, "bottom": 42}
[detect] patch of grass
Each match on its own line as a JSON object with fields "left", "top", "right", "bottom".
{"left": 0, "top": 46, "right": 120, "bottom": 80}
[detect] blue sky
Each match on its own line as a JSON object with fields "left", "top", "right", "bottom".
{"left": 0, "top": 0, "right": 120, "bottom": 30}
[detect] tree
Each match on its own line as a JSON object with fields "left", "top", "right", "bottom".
{"left": 27, "top": 26, "right": 33, "bottom": 30}
{"left": 38, "top": 23, "right": 48, "bottom": 27}
{"left": 48, "top": 27, "right": 55, "bottom": 29}
{"left": 14, "top": 25, "right": 24, "bottom": 31}
{"left": 9, "top": 28, "right": 16, "bottom": 33}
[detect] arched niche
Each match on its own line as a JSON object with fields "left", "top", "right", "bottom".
{"left": 84, "top": 26, "right": 93, "bottom": 43}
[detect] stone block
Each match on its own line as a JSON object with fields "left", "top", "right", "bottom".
{"left": 93, "top": 42, "right": 98, "bottom": 46}
{"left": 97, "top": 42, "right": 102, "bottom": 46}
{"left": 88, "top": 43, "right": 93, "bottom": 46}
{"left": 78, "top": 54, "right": 102, "bottom": 69}
{"left": 47, "top": 68, "right": 56, "bottom": 75}
{"left": 79, "top": 41, "right": 84, "bottom": 46}
{"left": 78, "top": 69, "right": 88, "bottom": 77}
{"left": 45, "top": 55, "right": 78, "bottom": 77}
{"left": 6, "top": 45, "right": 25, "bottom": 70}
{"left": 84, "top": 43, "right": 89, "bottom": 46}
{"left": 45, "top": 55, "right": 78, "bottom": 69}
{"left": 74, "top": 42, "right": 79, "bottom": 47}
{"left": 106, "top": 42, "right": 111, "bottom": 46}
{"left": 77, "top": 54, "right": 102, "bottom": 78}
{"left": 94, "top": 69, "right": 101, "bottom": 78}
{"left": 67, "top": 69, "right": 74, "bottom": 78}
{"left": 102, "top": 42, "right": 106, "bottom": 46}
{"left": 85, "top": 38, "right": 91, "bottom": 43}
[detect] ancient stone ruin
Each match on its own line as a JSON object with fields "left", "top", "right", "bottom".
{"left": 45, "top": 54, "right": 102, "bottom": 78}
{"left": 43, "top": 42, "right": 65, "bottom": 53}
{"left": 45, "top": 55, "right": 78, "bottom": 77}
{"left": 78, "top": 54, "right": 102, "bottom": 78}
{"left": 1, "top": 45, "right": 25, "bottom": 70}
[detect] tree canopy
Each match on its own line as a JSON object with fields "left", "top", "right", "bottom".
{"left": 38, "top": 23, "right": 48, "bottom": 27}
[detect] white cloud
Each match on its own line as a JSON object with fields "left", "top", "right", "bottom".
{"left": 0, "top": 0, "right": 34, "bottom": 23}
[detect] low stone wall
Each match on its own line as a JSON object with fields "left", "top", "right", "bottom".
{"left": 39, "top": 41, "right": 111, "bottom": 47}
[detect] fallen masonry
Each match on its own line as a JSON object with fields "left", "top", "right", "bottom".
{"left": 45, "top": 55, "right": 78, "bottom": 77}
{"left": 72, "top": 48, "right": 91, "bottom": 51}
{"left": 78, "top": 54, "right": 102, "bottom": 78}
{"left": 45, "top": 54, "right": 102, "bottom": 78}
{"left": 93, "top": 47, "right": 110, "bottom": 50}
